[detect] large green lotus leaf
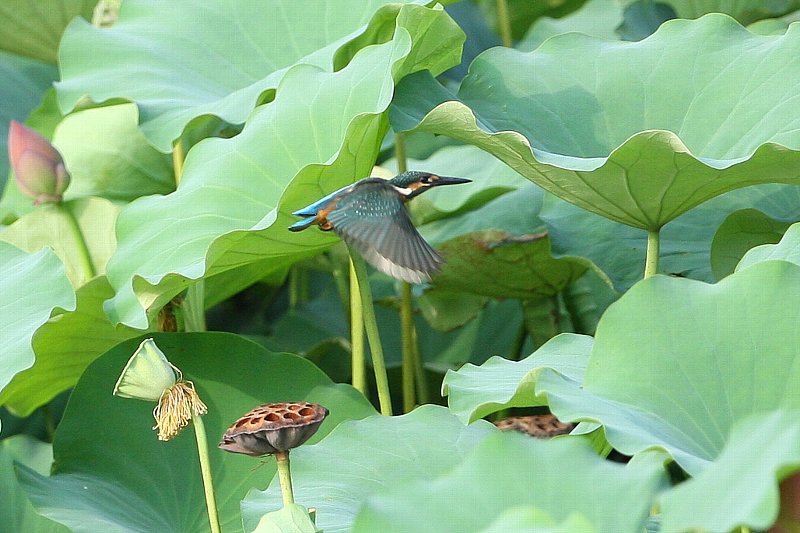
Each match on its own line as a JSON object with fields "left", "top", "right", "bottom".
{"left": 241, "top": 405, "right": 496, "bottom": 533}
{"left": 0, "top": 198, "right": 118, "bottom": 288}
{"left": 433, "top": 230, "right": 590, "bottom": 300}
{"left": 738, "top": 221, "right": 800, "bottom": 271}
{"left": 54, "top": 104, "right": 175, "bottom": 201}
{"left": 616, "top": 0, "right": 677, "bottom": 41}
{"left": 56, "top": 0, "right": 448, "bottom": 150}
{"left": 0, "top": 277, "right": 141, "bottom": 416}
{"left": 541, "top": 183, "right": 800, "bottom": 291}
{"left": 0, "top": 436, "right": 69, "bottom": 533}
{"left": 479, "top": 509, "right": 596, "bottom": 533}
{"left": 104, "top": 7, "right": 463, "bottom": 328}
{"left": 350, "top": 431, "right": 666, "bottom": 533}
{"left": 664, "top": 0, "right": 800, "bottom": 24}
{"left": 0, "top": 0, "right": 95, "bottom": 63}
{"left": 710, "top": 209, "right": 792, "bottom": 280}
{"left": 422, "top": 182, "right": 545, "bottom": 245}
{"left": 417, "top": 289, "right": 488, "bottom": 332}
{"left": 535, "top": 261, "right": 800, "bottom": 475}
{"left": 443, "top": 333, "right": 591, "bottom": 423}
{"left": 0, "top": 51, "right": 57, "bottom": 193}
{"left": 0, "top": 243, "right": 75, "bottom": 399}
{"left": 748, "top": 9, "right": 800, "bottom": 35}
{"left": 476, "top": 0, "right": 588, "bottom": 41}
{"left": 661, "top": 410, "right": 800, "bottom": 533}
{"left": 18, "top": 332, "right": 376, "bottom": 533}
{"left": 518, "top": 0, "right": 624, "bottom": 51}
{"left": 391, "top": 15, "right": 800, "bottom": 229}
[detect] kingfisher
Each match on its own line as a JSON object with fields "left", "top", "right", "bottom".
{"left": 289, "top": 171, "right": 471, "bottom": 284}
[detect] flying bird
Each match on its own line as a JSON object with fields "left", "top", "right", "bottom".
{"left": 289, "top": 171, "right": 470, "bottom": 283}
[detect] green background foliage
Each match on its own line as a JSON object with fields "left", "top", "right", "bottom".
{"left": 4, "top": 1, "right": 800, "bottom": 532}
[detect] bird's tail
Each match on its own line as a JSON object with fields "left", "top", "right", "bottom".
{"left": 288, "top": 217, "right": 316, "bottom": 232}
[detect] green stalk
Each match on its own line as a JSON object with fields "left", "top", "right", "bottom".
{"left": 349, "top": 258, "right": 367, "bottom": 395}
{"left": 183, "top": 280, "right": 206, "bottom": 332}
{"left": 394, "top": 133, "right": 408, "bottom": 174}
{"left": 191, "top": 411, "right": 221, "bottom": 533}
{"left": 411, "top": 328, "right": 430, "bottom": 405}
{"left": 394, "top": 133, "right": 417, "bottom": 412}
{"left": 172, "top": 139, "right": 185, "bottom": 187}
{"left": 289, "top": 267, "right": 301, "bottom": 310}
{"left": 496, "top": 0, "right": 513, "bottom": 48}
{"left": 400, "top": 282, "right": 416, "bottom": 413}
{"left": 644, "top": 228, "right": 661, "bottom": 279}
{"left": 60, "top": 204, "right": 96, "bottom": 281}
{"left": 275, "top": 451, "right": 295, "bottom": 506}
{"left": 349, "top": 250, "right": 393, "bottom": 415}
{"left": 508, "top": 321, "right": 527, "bottom": 362}
{"left": 330, "top": 256, "right": 350, "bottom": 321}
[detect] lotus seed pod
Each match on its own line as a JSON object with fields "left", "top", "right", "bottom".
{"left": 219, "top": 402, "right": 329, "bottom": 456}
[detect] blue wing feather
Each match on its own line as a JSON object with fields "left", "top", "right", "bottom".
{"left": 291, "top": 182, "right": 359, "bottom": 216}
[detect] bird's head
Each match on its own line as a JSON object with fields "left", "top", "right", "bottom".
{"left": 388, "top": 171, "right": 471, "bottom": 199}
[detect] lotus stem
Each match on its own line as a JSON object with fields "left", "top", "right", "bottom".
{"left": 394, "top": 133, "right": 408, "bottom": 174}
{"left": 411, "top": 328, "right": 429, "bottom": 405}
{"left": 349, "top": 249, "right": 393, "bottom": 415}
{"left": 275, "top": 451, "right": 295, "bottom": 506}
{"left": 330, "top": 255, "right": 350, "bottom": 320}
{"left": 172, "top": 138, "right": 184, "bottom": 187}
{"left": 349, "top": 258, "right": 367, "bottom": 394}
{"left": 496, "top": 0, "right": 513, "bottom": 47}
{"left": 60, "top": 204, "right": 96, "bottom": 281}
{"left": 644, "top": 228, "right": 660, "bottom": 279}
{"left": 508, "top": 320, "right": 527, "bottom": 361}
{"left": 394, "top": 133, "right": 417, "bottom": 412}
{"left": 183, "top": 280, "right": 206, "bottom": 332}
{"left": 401, "top": 282, "right": 416, "bottom": 413}
{"left": 191, "top": 410, "right": 221, "bottom": 533}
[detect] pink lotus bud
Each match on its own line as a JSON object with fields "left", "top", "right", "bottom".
{"left": 8, "top": 120, "right": 70, "bottom": 205}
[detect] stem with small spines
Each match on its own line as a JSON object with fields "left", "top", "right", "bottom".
{"left": 349, "top": 249, "right": 393, "bottom": 415}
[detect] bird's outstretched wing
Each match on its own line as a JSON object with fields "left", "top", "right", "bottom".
{"left": 326, "top": 181, "right": 443, "bottom": 284}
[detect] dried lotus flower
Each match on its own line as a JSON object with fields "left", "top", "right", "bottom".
{"left": 113, "top": 338, "right": 207, "bottom": 441}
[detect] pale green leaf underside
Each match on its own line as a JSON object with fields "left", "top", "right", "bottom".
{"left": 0, "top": 198, "right": 119, "bottom": 287}
{"left": 518, "top": 0, "right": 623, "bottom": 52}
{"left": 443, "top": 333, "right": 592, "bottom": 423}
{"left": 738, "top": 221, "right": 800, "bottom": 271}
{"left": 55, "top": 104, "right": 174, "bottom": 201}
{"left": 0, "top": 277, "right": 141, "bottom": 416}
{"left": 539, "top": 262, "right": 800, "bottom": 475}
{"left": 392, "top": 15, "right": 800, "bottom": 229}
{"left": 104, "top": 6, "right": 463, "bottom": 328}
{"left": 350, "top": 432, "right": 665, "bottom": 533}
{"left": 664, "top": 0, "right": 800, "bottom": 24}
{"left": 710, "top": 208, "right": 791, "bottom": 280}
{"left": 57, "top": 0, "right": 436, "bottom": 150}
{"left": 0, "top": 243, "right": 74, "bottom": 398}
{"left": 661, "top": 410, "right": 800, "bottom": 533}
{"left": 0, "top": 436, "right": 68, "bottom": 533}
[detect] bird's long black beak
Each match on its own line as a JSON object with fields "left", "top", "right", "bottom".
{"left": 433, "top": 176, "right": 471, "bottom": 187}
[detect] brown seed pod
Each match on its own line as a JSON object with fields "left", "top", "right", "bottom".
{"left": 219, "top": 402, "right": 329, "bottom": 456}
